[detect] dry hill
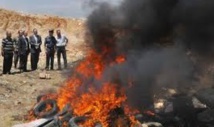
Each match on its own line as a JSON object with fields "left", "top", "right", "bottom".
{"left": 0, "top": 8, "right": 85, "bottom": 39}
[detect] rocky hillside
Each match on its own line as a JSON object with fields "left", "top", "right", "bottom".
{"left": 0, "top": 8, "right": 85, "bottom": 41}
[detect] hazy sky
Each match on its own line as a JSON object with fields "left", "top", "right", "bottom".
{"left": 0, "top": 0, "right": 121, "bottom": 18}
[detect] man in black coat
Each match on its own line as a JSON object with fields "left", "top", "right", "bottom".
{"left": 18, "top": 31, "right": 30, "bottom": 72}
{"left": 1, "top": 31, "right": 15, "bottom": 74}
{"left": 29, "top": 28, "right": 42, "bottom": 71}
{"left": 45, "top": 29, "right": 57, "bottom": 70}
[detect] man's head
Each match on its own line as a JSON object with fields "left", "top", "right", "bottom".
{"left": 56, "top": 29, "right": 61, "bottom": 37}
{"left": 24, "top": 31, "right": 28, "bottom": 37}
{"left": 33, "top": 28, "right": 38, "bottom": 35}
{"left": 18, "top": 30, "right": 23, "bottom": 36}
{"left": 6, "top": 31, "right": 12, "bottom": 38}
{"left": 49, "top": 29, "right": 54, "bottom": 36}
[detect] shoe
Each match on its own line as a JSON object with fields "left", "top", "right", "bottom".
{"left": 64, "top": 64, "right": 67, "bottom": 69}
{"left": 45, "top": 67, "right": 49, "bottom": 71}
{"left": 31, "top": 68, "right": 36, "bottom": 71}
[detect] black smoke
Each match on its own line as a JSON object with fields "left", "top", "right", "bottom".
{"left": 85, "top": 0, "right": 214, "bottom": 110}
{"left": 87, "top": 0, "right": 214, "bottom": 54}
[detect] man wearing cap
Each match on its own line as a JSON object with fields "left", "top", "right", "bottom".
{"left": 18, "top": 31, "right": 30, "bottom": 72}
{"left": 56, "top": 30, "right": 68, "bottom": 70}
{"left": 29, "top": 28, "right": 42, "bottom": 71}
{"left": 45, "top": 29, "right": 57, "bottom": 70}
{"left": 1, "top": 31, "right": 15, "bottom": 74}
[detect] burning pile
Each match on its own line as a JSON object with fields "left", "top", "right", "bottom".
{"left": 17, "top": 0, "right": 214, "bottom": 126}
{"left": 26, "top": 49, "right": 141, "bottom": 127}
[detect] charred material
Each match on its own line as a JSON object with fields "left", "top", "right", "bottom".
{"left": 195, "top": 88, "right": 214, "bottom": 108}
{"left": 107, "top": 107, "right": 131, "bottom": 127}
{"left": 15, "top": 89, "right": 214, "bottom": 127}
{"left": 197, "top": 109, "right": 214, "bottom": 126}
{"left": 34, "top": 99, "right": 59, "bottom": 118}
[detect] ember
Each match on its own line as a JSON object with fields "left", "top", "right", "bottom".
{"left": 144, "top": 111, "right": 155, "bottom": 117}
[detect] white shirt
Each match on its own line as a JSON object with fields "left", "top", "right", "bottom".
{"left": 56, "top": 35, "right": 68, "bottom": 47}
{"left": 33, "top": 35, "right": 40, "bottom": 49}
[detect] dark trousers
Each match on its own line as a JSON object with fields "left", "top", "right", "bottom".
{"left": 56, "top": 47, "right": 67, "bottom": 69}
{"left": 46, "top": 51, "right": 55, "bottom": 70}
{"left": 3, "top": 53, "right": 13, "bottom": 74}
{"left": 14, "top": 51, "right": 19, "bottom": 68}
{"left": 31, "top": 52, "right": 40, "bottom": 70}
{"left": 20, "top": 53, "right": 28, "bottom": 71}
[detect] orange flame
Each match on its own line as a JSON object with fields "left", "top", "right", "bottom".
{"left": 115, "top": 55, "right": 126, "bottom": 64}
{"left": 29, "top": 49, "right": 139, "bottom": 126}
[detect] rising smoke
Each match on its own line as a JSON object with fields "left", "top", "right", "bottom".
{"left": 87, "top": 0, "right": 214, "bottom": 54}
{"left": 85, "top": 0, "right": 214, "bottom": 109}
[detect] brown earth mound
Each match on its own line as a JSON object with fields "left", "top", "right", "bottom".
{"left": 0, "top": 8, "right": 85, "bottom": 40}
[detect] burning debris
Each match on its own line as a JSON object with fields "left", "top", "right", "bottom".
{"left": 17, "top": 51, "right": 140, "bottom": 127}
{"left": 13, "top": 0, "right": 214, "bottom": 126}
{"left": 13, "top": 88, "right": 214, "bottom": 127}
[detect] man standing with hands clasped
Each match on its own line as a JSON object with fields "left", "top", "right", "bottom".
{"left": 45, "top": 29, "right": 57, "bottom": 70}
{"left": 29, "top": 28, "right": 42, "bottom": 71}
{"left": 18, "top": 31, "right": 30, "bottom": 72}
{"left": 1, "top": 31, "right": 14, "bottom": 74}
{"left": 56, "top": 30, "right": 68, "bottom": 70}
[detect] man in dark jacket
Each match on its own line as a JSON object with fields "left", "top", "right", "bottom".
{"left": 18, "top": 31, "right": 30, "bottom": 72}
{"left": 14, "top": 30, "right": 22, "bottom": 69}
{"left": 1, "top": 31, "right": 14, "bottom": 74}
{"left": 29, "top": 28, "right": 42, "bottom": 71}
{"left": 45, "top": 29, "right": 57, "bottom": 70}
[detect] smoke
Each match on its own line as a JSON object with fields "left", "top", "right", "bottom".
{"left": 85, "top": 0, "right": 214, "bottom": 109}
{"left": 101, "top": 45, "right": 195, "bottom": 109}
{"left": 87, "top": 0, "right": 214, "bottom": 54}
{"left": 173, "top": 0, "right": 214, "bottom": 54}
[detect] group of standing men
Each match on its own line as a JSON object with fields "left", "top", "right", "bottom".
{"left": 1, "top": 29, "right": 68, "bottom": 74}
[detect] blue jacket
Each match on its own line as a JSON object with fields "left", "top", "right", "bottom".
{"left": 45, "top": 36, "right": 57, "bottom": 53}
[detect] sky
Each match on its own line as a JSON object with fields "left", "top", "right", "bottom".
{"left": 0, "top": 0, "right": 121, "bottom": 18}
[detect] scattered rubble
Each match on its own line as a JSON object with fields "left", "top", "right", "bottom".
{"left": 195, "top": 88, "right": 214, "bottom": 108}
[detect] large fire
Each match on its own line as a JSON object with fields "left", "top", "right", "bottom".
{"left": 28, "top": 48, "right": 139, "bottom": 126}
